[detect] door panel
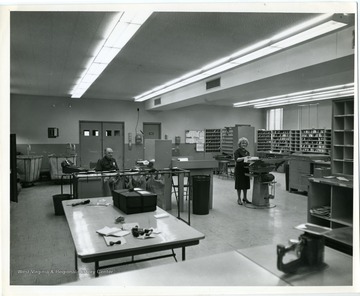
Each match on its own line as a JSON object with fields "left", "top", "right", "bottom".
{"left": 102, "top": 122, "right": 124, "bottom": 170}
{"left": 80, "top": 121, "right": 124, "bottom": 169}
{"left": 143, "top": 123, "right": 161, "bottom": 140}
{"left": 80, "top": 121, "right": 102, "bottom": 169}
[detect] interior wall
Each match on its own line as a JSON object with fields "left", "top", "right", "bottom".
{"left": 10, "top": 94, "right": 264, "bottom": 170}
{"left": 282, "top": 100, "right": 332, "bottom": 130}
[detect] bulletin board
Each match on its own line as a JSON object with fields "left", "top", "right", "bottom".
{"left": 185, "top": 130, "right": 205, "bottom": 151}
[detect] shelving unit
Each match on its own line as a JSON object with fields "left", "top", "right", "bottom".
{"left": 256, "top": 129, "right": 331, "bottom": 155}
{"left": 221, "top": 127, "right": 234, "bottom": 155}
{"left": 271, "top": 130, "right": 291, "bottom": 153}
{"left": 221, "top": 125, "right": 255, "bottom": 156}
{"left": 257, "top": 130, "right": 272, "bottom": 152}
{"left": 306, "top": 98, "right": 354, "bottom": 255}
{"left": 332, "top": 98, "right": 354, "bottom": 176}
{"left": 205, "top": 129, "right": 221, "bottom": 152}
{"left": 308, "top": 177, "right": 353, "bottom": 254}
{"left": 300, "top": 128, "right": 332, "bottom": 154}
{"left": 290, "top": 130, "right": 301, "bottom": 152}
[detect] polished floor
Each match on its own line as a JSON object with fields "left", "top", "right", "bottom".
{"left": 9, "top": 172, "right": 308, "bottom": 285}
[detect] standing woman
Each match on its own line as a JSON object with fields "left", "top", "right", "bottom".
{"left": 234, "top": 137, "right": 251, "bottom": 205}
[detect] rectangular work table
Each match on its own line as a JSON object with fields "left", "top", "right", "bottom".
{"left": 172, "top": 159, "right": 218, "bottom": 211}
{"left": 65, "top": 244, "right": 352, "bottom": 286}
{"left": 63, "top": 196, "right": 204, "bottom": 277}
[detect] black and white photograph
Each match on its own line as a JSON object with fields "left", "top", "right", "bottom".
{"left": 1, "top": 1, "right": 359, "bottom": 296}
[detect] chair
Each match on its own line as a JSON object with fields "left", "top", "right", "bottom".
{"left": 89, "top": 161, "right": 98, "bottom": 170}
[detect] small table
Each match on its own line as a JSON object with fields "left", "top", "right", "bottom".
{"left": 62, "top": 196, "right": 205, "bottom": 277}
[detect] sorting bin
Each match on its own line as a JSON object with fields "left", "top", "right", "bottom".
{"left": 52, "top": 194, "right": 72, "bottom": 215}
{"left": 16, "top": 155, "right": 43, "bottom": 185}
{"left": 192, "top": 175, "right": 210, "bottom": 215}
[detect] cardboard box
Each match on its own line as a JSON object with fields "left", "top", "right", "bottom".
{"left": 314, "top": 168, "right": 332, "bottom": 178}
{"left": 112, "top": 188, "right": 157, "bottom": 214}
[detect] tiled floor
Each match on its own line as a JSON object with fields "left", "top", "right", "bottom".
{"left": 9, "top": 172, "right": 308, "bottom": 285}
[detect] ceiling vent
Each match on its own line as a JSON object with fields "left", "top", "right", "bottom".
{"left": 206, "top": 78, "right": 221, "bottom": 90}
{"left": 154, "top": 97, "right": 161, "bottom": 106}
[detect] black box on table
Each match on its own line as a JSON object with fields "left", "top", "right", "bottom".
{"left": 112, "top": 188, "right": 157, "bottom": 214}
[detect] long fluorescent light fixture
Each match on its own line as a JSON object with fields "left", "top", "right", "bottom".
{"left": 71, "top": 11, "right": 152, "bottom": 98}
{"left": 134, "top": 13, "right": 350, "bottom": 102}
{"left": 233, "top": 83, "right": 354, "bottom": 109}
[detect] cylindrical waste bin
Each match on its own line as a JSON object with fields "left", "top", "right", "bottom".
{"left": 53, "top": 194, "right": 72, "bottom": 215}
{"left": 192, "top": 175, "right": 210, "bottom": 215}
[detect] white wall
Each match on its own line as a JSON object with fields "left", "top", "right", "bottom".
{"left": 10, "top": 94, "right": 264, "bottom": 144}
{"left": 283, "top": 100, "right": 332, "bottom": 130}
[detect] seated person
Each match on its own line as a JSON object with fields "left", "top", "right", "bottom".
{"left": 95, "top": 147, "right": 119, "bottom": 171}
{"left": 95, "top": 148, "right": 122, "bottom": 193}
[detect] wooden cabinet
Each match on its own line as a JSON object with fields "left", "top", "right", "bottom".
{"left": 205, "top": 129, "right": 221, "bottom": 152}
{"left": 288, "top": 153, "right": 330, "bottom": 193}
{"left": 332, "top": 98, "right": 354, "bottom": 176}
{"left": 308, "top": 177, "right": 353, "bottom": 254}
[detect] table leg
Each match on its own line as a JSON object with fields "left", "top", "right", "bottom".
{"left": 178, "top": 173, "right": 184, "bottom": 212}
{"left": 182, "top": 247, "right": 186, "bottom": 261}
{"left": 95, "top": 261, "right": 99, "bottom": 278}
{"left": 74, "top": 250, "right": 78, "bottom": 271}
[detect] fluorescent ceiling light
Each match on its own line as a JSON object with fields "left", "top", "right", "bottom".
{"left": 254, "top": 91, "right": 354, "bottom": 108}
{"left": 233, "top": 83, "right": 354, "bottom": 108}
{"left": 134, "top": 13, "right": 350, "bottom": 102}
{"left": 71, "top": 11, "right": 152, "bottom": 99}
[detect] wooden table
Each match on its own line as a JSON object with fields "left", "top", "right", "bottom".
{"left": 63, "top": 196, "right": 205, "bottom": 277}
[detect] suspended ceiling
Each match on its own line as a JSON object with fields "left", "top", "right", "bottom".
{"left": 10, "top": 9, "right": 355, "bottom": 110}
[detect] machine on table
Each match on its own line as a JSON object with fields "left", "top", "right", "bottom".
{"left": 276, "top": 223, "right": 330, "bottom": 274}
{"left": 246, "top": 158, "right": 285, "bottom": 209}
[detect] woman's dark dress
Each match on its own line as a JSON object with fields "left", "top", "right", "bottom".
{"left": 234, "top": 147, "right": 250, "bottom": 190}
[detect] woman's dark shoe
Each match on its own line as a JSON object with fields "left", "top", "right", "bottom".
{"left": 237, "top": 199, "right": 243, "bottom": 205}
{"left": 243, "top": 199, "right": 252, "bottom": 204}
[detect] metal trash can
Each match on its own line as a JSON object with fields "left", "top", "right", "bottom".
{"left": 52, "top": 194, "right": 72, "bottom": 215}
{"left": 192, "top": 175, "right": 210, "bottom": 215}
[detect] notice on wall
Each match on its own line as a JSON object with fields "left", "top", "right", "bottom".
{"left": 185, "top": 130, "right": 205, "bottom": 144}
{"left": 196, "top": 143, "right": 205, "bottom": 152}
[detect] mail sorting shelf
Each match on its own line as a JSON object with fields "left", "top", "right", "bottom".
{"left": 72, "top": 168, "right": 192, "bottom": 225}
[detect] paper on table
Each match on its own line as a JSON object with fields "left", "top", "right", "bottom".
{"left": 295, "top": 223, "right": 332, "bottom": 235}
{"left": 154, "top": 213, "right": 169, "bottom": 219}
{"left": 96, "top": 226, "right": 122, "bottom": 236}
{"left": 109, "top": 230, "right": 130, "bottom": 237}
{"left": 103, "top": 236, "right": 126, "bottom": 246}
{"left": 336, "top": 176, "right": 349, "bottom": 181}
{"left": 122, "top": 222, "right": 139, "bottom": 230}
